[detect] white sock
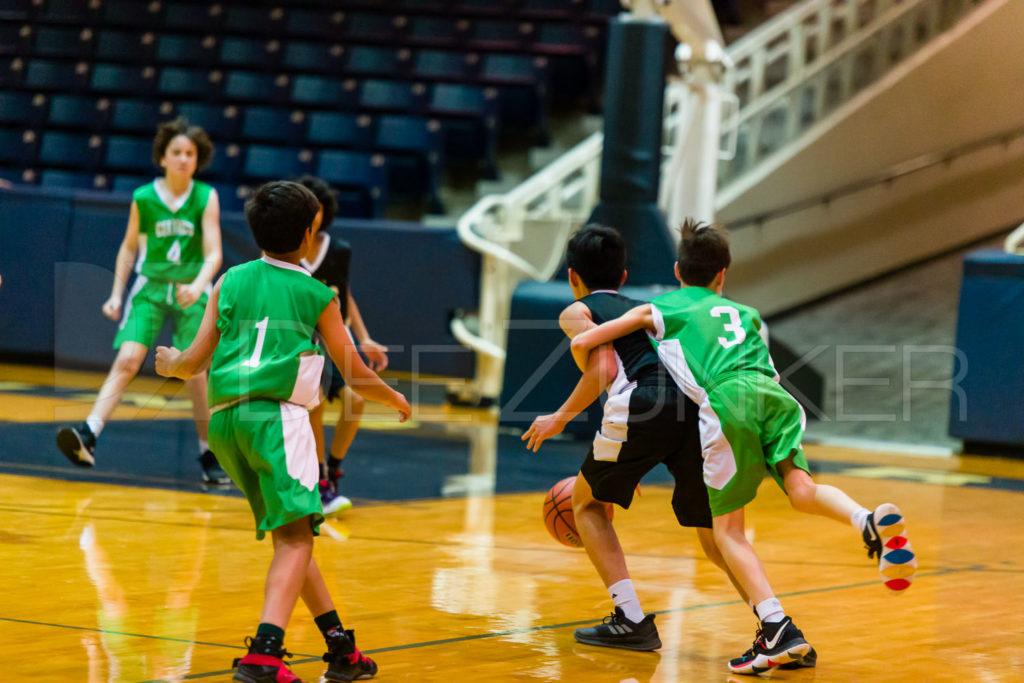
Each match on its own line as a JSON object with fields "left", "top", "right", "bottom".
{"left": 851, "top": 507, "right": 870, "bottom": 533}
{"left": 608, "top": 578, "right": 644, "bottom": 623}
{"left": 198, "top": 439, "right": 209, "bottom": 454}
{"left": 86, "top": 415, "right": 104, "bottom": 438}
{"left": 755, "top": 597, "right": 785, "bottom": 624}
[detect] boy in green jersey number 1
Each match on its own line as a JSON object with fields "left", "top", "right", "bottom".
{"left": 572, "top": 220, "right": 917, "bottom": 675}
{"left": 156, "top": 181, "right": 410, "bottom": 683}
{"left": 57, "top": 118, "right": 228, "bottom": 486}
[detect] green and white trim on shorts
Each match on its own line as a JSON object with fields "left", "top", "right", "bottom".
{"left": 114, "top": 276, "right": 209, "bottom": 350}
{"left": 208, "top": 399, "right": 324, "bottom": 539}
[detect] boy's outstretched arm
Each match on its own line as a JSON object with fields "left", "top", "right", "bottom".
{"left": 521, "top": 301, "right": 616, "bottom": 451}
{"left": 318, "top": 300, "right": 410, "bottom": 421}
{"left": 570, "top": 303, "right": 654, "bottom": 369}
{"left": 522, "top": 344, "right": 616, "bottom": 452}
{"left": 156, "top": 277, "right": 224, "bottom": 379}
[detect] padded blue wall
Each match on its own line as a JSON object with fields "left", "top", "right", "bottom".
{"left": 0, "top": 186, "right": 479, "bottom": 377}
{"left": 949, "top": 249, "right": 1024, "bottom": 447}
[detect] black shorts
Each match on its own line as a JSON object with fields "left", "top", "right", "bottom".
{"left": 580, "top": 381, "right": 711, "bottom": 528}
{"left": 321, "top": 356, "right": 346, "bottom": 402}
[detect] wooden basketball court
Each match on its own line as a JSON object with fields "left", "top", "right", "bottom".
{"left": 2, "top": 363, "right": 1023, "bottom": 681}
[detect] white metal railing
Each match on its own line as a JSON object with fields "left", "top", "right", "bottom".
{"left": 717, "top": 0, "right": 986, "bottom": 185}
{"left": 452, "top": 0, "right": 986, "bottom": 400}
{"left": 451, "top": 132, "right": 603, "bottom": 400}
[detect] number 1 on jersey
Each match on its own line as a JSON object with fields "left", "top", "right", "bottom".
{"left": 243, "top": 317, "right": 269, "bottom": 368}
{"left": 710, "top": 305, "right": 746, "bottom": 349}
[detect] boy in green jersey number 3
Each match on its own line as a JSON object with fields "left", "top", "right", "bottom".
{"left": 57, "top": 118, "right": 229, "bottom": 486}
{"left": 572, "top": 220, "right": 917, "bottom": 675}
{"left": 156, "top": 181, "right": 410, "bottom": 683}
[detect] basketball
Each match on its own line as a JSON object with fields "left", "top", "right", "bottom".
{"left": 542, "top": 475, "right": 613, "bottom": 548}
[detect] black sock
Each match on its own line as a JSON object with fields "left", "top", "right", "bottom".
{"left": 327, "top": 456, "right": 343, "bottom": 476}
{"left": 315, "top": 610, "right": 343, "bottom": 640}
{"left": 250, "top": 623, "right": 285, "bottom": 654}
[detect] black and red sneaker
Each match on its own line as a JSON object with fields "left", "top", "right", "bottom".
{"left": 323, "top": 628, "right": 377, "bottom": 682}
{"left": 233, "top": 636, "right": 304, "bottom": 683}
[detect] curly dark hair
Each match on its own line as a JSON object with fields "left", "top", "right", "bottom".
{"left": 244, "top": 180, "right": 320, "bottom": 255}
{"left": 152, "top": 117, "right": 214, "bottom": 172}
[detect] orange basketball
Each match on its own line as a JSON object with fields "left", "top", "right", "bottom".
{"left": 542, "top": 476, "right": 613, "bottom": 548}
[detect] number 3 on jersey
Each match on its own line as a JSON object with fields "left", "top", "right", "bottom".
{"left": 710, "top": 305, "right": 746, "bottom": 349}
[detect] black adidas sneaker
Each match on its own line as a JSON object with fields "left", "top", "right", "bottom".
{"left": 573, "top": 607, "right": 661, "bottom": 651}
{"left": 323, "top": 628, "right": 377, "bottom": 681}
{"left": 57, "top": 422, "right": 96, "bottom": 467}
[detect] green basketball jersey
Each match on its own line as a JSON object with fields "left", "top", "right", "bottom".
{"left": 133, "top": 180, "right": 212, "bottom": 282}
{"left": 208, "top": 256, "right": 337, "bottom": 410}
{"left": 649, "top": 287, "right": 776, "bottom": 400}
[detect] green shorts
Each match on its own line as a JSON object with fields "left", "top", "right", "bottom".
{"left": 700, "top": 373, "right": 810, "bottom": 517}
{"left": 208, "top": 400, "right": 324, "bottom": 540}
{"left": 113, "top": 276, "right": 207, "bottom": 350}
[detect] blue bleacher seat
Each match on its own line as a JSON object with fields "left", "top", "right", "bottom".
{"left": 469, "top": 20, "right": 533, "bottom": 50}
{"left": 290, "top": 75, "right": 355, "bottom": 108}
{"left": 523, "top": 0, "right": 581, "bottom": 19}
{"left": 94, "top": 30, "right": 156, "bottom": 63}
{"left": 428, "top": 83, "right": 499, "bottom": 177}
{"left": 204, "top": 142, "right": 243, "bottom": 180}
{"left": 359, "top": 79, "right": 425, "bottom": 114}
{"left": 40, "top": 169, "right": 107, "bottom": 190}
{"left": 406, "top": 17, "right": 467, "bottom": 48}
{"left": 412, "top": 50, "right": 476, "bottom": 82}
{"left": 224, "top": 6, "right": 285, "bottom": 36}
{"left": 374, "top": 114, "right": 445, "bottom": 212}
{"left": 47, "top": 94, "right": 109, "bottom": 130}
{"left": 241, "top": 106, "right": 306, "bottom": 145}
{"left": 156, "top": 34, "right": 219, "bottom": 67}
{"left": 306, "top": 111, "right": 372, "bottom": 149}
{"left": 220, "top": 38, "right": 281, "bottom": 70}
{"left": 163, "top": 1, "right": 222, "bottom": 32}
{"left": 315, "top": 149, "right": 388, "bottom": 218}
{"left": 110, "top": 99, "right": 172, "bottom": 134}
{"left": 343, "top": 12, "right": 402, "bottom": 43}
{"left": 0, "top": 0, "right": 32, "bottom": 21}
{"left": 176, "top": 102, "right": 239, "bottom": 139}
{"left": 90, "top": 63, "right": 156, "bottom": 96}
{"left": 0, "top": 23, "right": 29, "bottom": 57}
{"left": 33, "top": 0, "right": 101, "bottom": 24}
{"left": 345, "top": 46, "right": 410, "bottom": 78}
{"left": 101, "top": 0, "right": 161, "bottom": 28}
{"left": 32, "top": 26, "right": 92, "bottom": 59}
{"left": 286, "top": 8, "right": 346, "bottom": 40}
{"left": 104, "top": 135, "right": 155, "bottom": 174}
{"left": 158, "top": 67, "right": 220, "bottom": 100}
{"left": 533, "top": 22, "right": 589, "bottom": 55}
{"left": 0, "top": 91, "right": 45, "bottom": 127}
{"left": 242, "top": 145, "right": 309, "bottom": 181}
{"left": 207, "top": 180, "right": 251, "bottom": 213}
{"left": 25, "top": 58, "right": 88, "bottom": 92}
{"left": 0, "top": 127, "right": 34, "bottom": 164}
{"left": 38, "top": 130, "right": 102, "bottom": 170}
{"left": 282, "top": 41, "right": 344, "bottom": 74}
{"left": 224, "top": 71, "right": 289, "bottom": 104}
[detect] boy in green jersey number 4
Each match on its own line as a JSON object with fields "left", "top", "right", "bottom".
{"left": 57, "top": 118, "right": 228, "bottom": 486}
{"left": 572, "top": 220, "right": 917, "bottom": 675}
{"left": 156, "top": 181, "right": 410, "bottom": 683}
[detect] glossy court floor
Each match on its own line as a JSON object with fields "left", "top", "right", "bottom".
{"left": 2, "top": 363, "right": 1023, "bottom": 682}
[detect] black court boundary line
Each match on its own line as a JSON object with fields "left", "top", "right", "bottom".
{"left": 0, "top": 501, "right": 960, "bottom": 571}
{"left": 3, "top": 566, "right": 975, "bottom": 683}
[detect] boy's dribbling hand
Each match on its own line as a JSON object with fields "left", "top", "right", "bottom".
{"left": 155, "top": 345, "right": 181, "bottom": 377}
{"left": 522, "top": 413, "right": 566, "bottom": 452}
{"left": 101, "top": 295, "right": 122, "bottom": 321}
